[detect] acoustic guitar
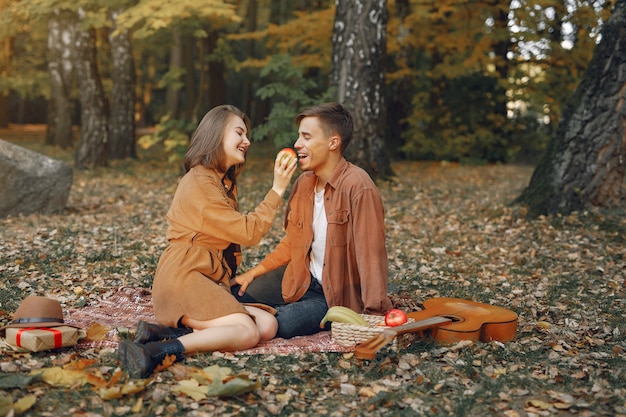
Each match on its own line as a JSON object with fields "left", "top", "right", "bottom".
{"left": 354, "top": 297, "right": 518, "bottom": 359}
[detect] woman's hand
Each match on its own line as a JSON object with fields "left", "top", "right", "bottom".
{"left": 230, "top": 270, "right": 256, "bottom": 297}
{"left": 271, "top": 149, "right": 298, "bottom": 197}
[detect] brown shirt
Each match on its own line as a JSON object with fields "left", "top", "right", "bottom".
{"left": 259, "top": 158, "right": 393, "bottom": 315}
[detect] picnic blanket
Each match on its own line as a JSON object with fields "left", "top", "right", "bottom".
{"left": 64, "top": 286, "right": 353, "bottom": 355}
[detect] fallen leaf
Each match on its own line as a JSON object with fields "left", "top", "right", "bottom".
{"left": 64, "top": 358, "right": 97, "bottom": 370}
{"left": 526, "top": 399, "right": 551, "bottom": 410}
{"left": 86, "top": 322, "right": 111, "bottom": 341}
{"left": 172, "top": 379, "right": 209, "bottom": 401}
{"left": 0, "top": 372, "right": 34, "bottom": 389}
{"left": 31, "top": 367, "right": 88, "bottom": 387}
{"left": 12, "top": 394, "right": 37, "bottom": 414}
{"left": 99, "top": 380, "right": 151, "bottom": 400}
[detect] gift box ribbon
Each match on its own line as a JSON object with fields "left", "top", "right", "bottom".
{"left": 16, "top": 327, "right": 63, "bottom": 348}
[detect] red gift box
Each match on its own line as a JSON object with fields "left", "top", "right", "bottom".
{"left": 5, "top": 326, "right": 79, "bottom": 352}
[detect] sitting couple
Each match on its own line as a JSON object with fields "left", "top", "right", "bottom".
{"left": 118, "top": 102, "right": 393, "bottom": 378}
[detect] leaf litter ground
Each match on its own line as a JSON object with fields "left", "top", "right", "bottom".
{"left": 0, "top": 132, "right": 624, "bottom": 416}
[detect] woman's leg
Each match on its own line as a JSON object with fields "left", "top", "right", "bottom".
{"left": 244, "top": 305, "right": 278, "bottom": 342}
{"left": 120, "top": 309, "right": 277, "bottom": 378}
{"left": 179, "top": 307, "right": 277, "bottom": 352}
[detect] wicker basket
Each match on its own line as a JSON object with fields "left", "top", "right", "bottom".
{"left": 331, "top": 314, "right": 415, "bottom": 350}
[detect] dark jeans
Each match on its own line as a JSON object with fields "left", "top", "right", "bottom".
{"left": 232, "top": 267, "right": 329, "bottom": 339}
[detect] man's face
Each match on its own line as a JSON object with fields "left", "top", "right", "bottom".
{"left": 294, "top": 116, "right": 330, "bottom": 173}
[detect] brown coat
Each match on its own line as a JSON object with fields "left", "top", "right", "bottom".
{"left": 152, "top": 165, "right": 283, "bottom": 327}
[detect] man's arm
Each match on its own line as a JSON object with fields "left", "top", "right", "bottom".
{"left": 352, "top": 186, "right": 393, "bottom": 314}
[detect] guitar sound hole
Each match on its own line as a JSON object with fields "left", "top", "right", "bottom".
{"left": 442, "top": 315, "right": 463, "bottom": 323}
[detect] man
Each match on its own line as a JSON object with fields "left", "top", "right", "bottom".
{"left": 231, "top": 102, "right": 393, "bottom": 338}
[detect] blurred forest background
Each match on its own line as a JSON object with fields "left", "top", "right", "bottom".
{"left": 0, "top": 0, "right": 615, "bottom": 167}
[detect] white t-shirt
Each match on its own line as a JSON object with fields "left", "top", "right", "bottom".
{"left": 309, "top": 186, "right": 327, "bottom": 284}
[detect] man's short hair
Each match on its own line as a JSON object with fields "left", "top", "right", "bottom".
{"left": 295, "top": 102, "right": 354, "bottom": 152}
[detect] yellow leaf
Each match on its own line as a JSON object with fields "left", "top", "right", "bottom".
{"left": 358, "top": 387, "right": 377, "bottom": 398}
{"left": 64, "top": 358, "right": 97, "bottom": 370}
{"left": 526, "top": 399, "right": 551, "bottom": 409}
{"left": 85, "top": 372, "right": 108, "bottom": 388}
{"left": 99, "top": 380, "right": 150, "bottom": 400}
{"left": 554, "top": 401, "right": 572, "bottom": 410}
{"left": 188, "top": 365, "right": 260, "bottom": 397}
{"left": 13, "top": 394, "right": 37, "bottom": 414}
{"left": 193, "top": 364, "right": 231, "bottom": 384}
{"left": 131, "top": 398, "right": 143, "bottom": 413}
{"left": 494, "top": 367, "right": 507, "bottom": 375}
{"left": 86, "top": 322, "right": 111, "bottom": 340}
{"left": 207, "top": 375, "right": 260, "bottom": 397}
{"left": 172, "top": 379, "right": 209, "bottom": 401}
{"left": 338, "top": 359, "right": 351, "bottom": 369}
{"left": 31, "top": 367, "right": 88, "bottom": 387}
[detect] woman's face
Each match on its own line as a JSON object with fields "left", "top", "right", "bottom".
{"left": 222, "top": 115, "right": 250, "bottom": 169}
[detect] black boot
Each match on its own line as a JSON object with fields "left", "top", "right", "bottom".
{"left": 133, "top": 320, "right": 193, "bottom": 344}
{"left": 118, "top": 339, "right": 185, "bottom": 379}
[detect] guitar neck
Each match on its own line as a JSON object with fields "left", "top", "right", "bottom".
{"left": 394, "top": 316, "right": 452, "bottom": 336}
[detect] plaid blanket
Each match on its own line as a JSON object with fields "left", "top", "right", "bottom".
{"left": 64, "top": 287, "right": 351, "bottom": 355}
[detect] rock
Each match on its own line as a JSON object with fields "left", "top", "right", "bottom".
{"left": 0, "top": 139, "right": 73, "bottom": 218}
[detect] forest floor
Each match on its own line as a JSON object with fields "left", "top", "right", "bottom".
{"left": 0, "top": 128, "right": 625, "bottom": 416}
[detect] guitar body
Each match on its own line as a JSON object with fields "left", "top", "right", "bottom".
{"left": 406, "top": 298, "right": 518, "bottom": 344}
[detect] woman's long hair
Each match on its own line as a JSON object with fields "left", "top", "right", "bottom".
{"left": 183, "top": 105, "right": 251, "bottom": 181}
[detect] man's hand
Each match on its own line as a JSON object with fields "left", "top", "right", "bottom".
{"left": 230, "top": 271, "right": 255, "bottom": 296}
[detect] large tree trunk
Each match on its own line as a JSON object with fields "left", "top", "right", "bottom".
{"left": 74, "top": 18, "right": 109, "bottom": 169}
{"left": 108, "top": 10, "right": 136, "bottom": 160}
{"left": 516, "top": 0, "right": 626, "bottom": 216}
{"left": 330, "top": 0, "right": 393, "bottom": 179}
{"left": 46, "top": 12, "right": 75, "bottom": 148}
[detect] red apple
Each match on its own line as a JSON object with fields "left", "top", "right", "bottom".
{"left": 278, "top": 148, "right": 297, "bottom": 163}
{"left": 384, "top": 309, "right": 408, "bottom": 327}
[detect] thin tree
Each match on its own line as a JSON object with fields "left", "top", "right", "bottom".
{"left": 74, "top": 8, "right": 109, "bottom": 169}
{"left": 108, "top": 8, "right": 136, "bottom": 160}
{"left": 516, "top": 0, "right": 626, "bottom": 216}
{"left": 46, "top": 10, "right": 75, "bottom": 148}
{"left": 330, "top": 0, "right": 393, "bottom": 178}
{"left": 0, "top": 35, "right": 11, "bottom": 128}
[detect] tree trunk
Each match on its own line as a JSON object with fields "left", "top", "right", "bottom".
{"left": 386, "top": 0, "right": 411, "bottom": 158}
{"left": 74, "top": 18, "right": 109, "bottom": 169}
{"left": 242, "top": 0, "right": 258, "bottom": 122}
{"left": 165, "top": 28, "right": 182, "bottom": 119}
{"left": 0, "top": 93, "right": 8, "bottom": 128}
{"left": 46, "top": 12, "right": 75, "bottom": 148}
{"left": 136, "top": 54, "right": 155, "bottom": 127}
{"left": 0, "top": 37, "right": 11, "bottom": 128}
{"left": 488, "top": 0, "right": 512, "bottom": 161}
{"left": 108, "top": 10, "right": 136, "bottom": 160}
{"left": 516, "top": 0, "right": 626, "bottom": 216}
{"left": 182, "top": 33, "right": 196, "bottom": 122}
{"left": 330, "top": 0, "right": 393, "bottom": 179}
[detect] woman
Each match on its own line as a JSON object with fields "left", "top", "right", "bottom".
{"left": 118, "top": 105, "right": 297, "bottom": 378}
